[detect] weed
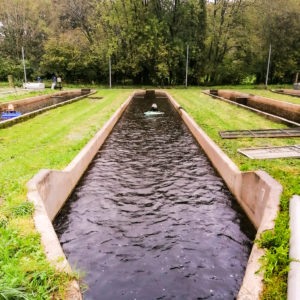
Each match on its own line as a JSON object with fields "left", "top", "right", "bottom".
{"left": 12, "top": 202, "right": 34, "bottom": 217}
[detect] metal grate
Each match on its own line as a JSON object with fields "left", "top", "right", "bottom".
{"left": 219, "top": 127, "right": 300, "bottom": 139}
{"left": 238, "top": 145, "right": 300, "bottom": 159}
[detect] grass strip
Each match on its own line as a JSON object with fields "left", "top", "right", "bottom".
{"left": 0, "top": 89, "right": 133, "bottom": 299}
{"left": 169, "top": 89, "right": 300, "bottom": 299}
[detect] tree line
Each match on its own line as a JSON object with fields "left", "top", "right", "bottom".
{"left": 0, "top": 0, "right": 299, "bottom": 85}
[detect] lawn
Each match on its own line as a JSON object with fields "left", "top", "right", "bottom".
{"left": 169, "top": 89, "right": 300, "bottom": 299}
{"left": 0, "top": 82, "right": 9, "bottom": 88}
{"left": 0, "top": 89, "right": 133, "bottom": 299}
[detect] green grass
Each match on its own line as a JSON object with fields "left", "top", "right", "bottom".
{"left": 169, "top": 89, "right": 300, "bottom": 299}
{"left": 0, "top": 82, "right": 9, "bottom": 88}
{"left": 0, "top": 89, "right": 133, "bottom": 299}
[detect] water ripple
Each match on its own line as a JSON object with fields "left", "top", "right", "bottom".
{"left": 54, "top": 94, "right": 255, "bottom": 300}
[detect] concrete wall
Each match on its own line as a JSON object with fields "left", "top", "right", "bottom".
{"left": 0, "top": 90, "right": 85, "bottom": 113}
{"left": 27, "top": 90, "right": 282, "bottom": 299}
{"left": 217, "top": 90, "right": 300, "bottom": 123}
{"left": 0, "top": 90, "right": 96, "bottom": 129}
{"left": 272, "top": 89, "right": 300, "bottom": 97}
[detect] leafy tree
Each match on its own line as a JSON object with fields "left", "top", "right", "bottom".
{"left": 0, "top": 0, "right": 54, "bottom": 70}
{"left": 39, "top": 30, "right": 97, "bottom": 82}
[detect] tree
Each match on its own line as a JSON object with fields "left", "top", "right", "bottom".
{"left": 0, "top": 0, "right": 53, "bottom": 63}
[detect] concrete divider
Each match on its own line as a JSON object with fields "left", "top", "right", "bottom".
{"left": 203, "top": 90, "right": 300, "bottom": 127}
{"left": 163, "top": 91, "right": 282, "bottom": 299}
{"left": 215, "top": 90, "right": 300, "bottom": 123}
{"left": 0, "top": 90, "right": 96, "bottom": 129}
{"left": 0, "top": 90, "right": 84, "bottom": 113}
{"left": 27, "top": 90, "right": 282, "bottom": 299}
{"left": 272, "top": 89, "right": 300, "bottom": 98}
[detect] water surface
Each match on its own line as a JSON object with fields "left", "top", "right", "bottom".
{"left": 54, "top": 93, "right": 255, "bottom": 299}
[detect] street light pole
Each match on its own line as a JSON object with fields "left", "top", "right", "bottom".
{"left": 22, "top": 47, "right": 27, "bottom": 84}
{"left": 109, "top": 56, "right": 112, "bottom": 89}
{"left": 265, "top": 43, "right": 271, "bottom": 89}
{"left": 185, "top": 44, "right": 189, "bottom": 89}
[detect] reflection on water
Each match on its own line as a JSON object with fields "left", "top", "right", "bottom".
{"left": 54, "top": 93, "right": 255, "bottom": 300}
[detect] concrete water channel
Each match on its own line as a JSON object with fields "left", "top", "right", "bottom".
{"left": 53, "top": 92, "right": 255, "bottom": 299}
{"left": 0, "top": 89, "right": 93, "bottom": 128}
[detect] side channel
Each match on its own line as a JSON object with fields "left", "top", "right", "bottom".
{"left": 54, "top": 92, "right": 255, "bottom": 299}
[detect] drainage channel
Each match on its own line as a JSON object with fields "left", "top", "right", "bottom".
{"left": 54, "top": 93, "right": 255, "bottom": 299}
{"left": 0, "top": 90, "right": 93, "bottom": 128}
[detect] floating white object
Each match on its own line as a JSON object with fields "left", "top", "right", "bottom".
{"left": 23, "top": 82, "right": 45, "bottom": 90}
{"left": 238, "top": 145, "right": 300, "bottom": 159}
{"left": 144, "top": 111, "right": 164, "bottom": 116}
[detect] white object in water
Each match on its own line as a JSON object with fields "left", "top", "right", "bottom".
{"left": 23, "top": 82, "right": 45, "bottom": 90}
{"left": 144, "top": 111, "right": 165, "bottom": 116}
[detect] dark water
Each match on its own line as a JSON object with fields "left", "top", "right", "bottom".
{"left": 17, "top": 92, "right": 84, "bottom": 114}
{"left": 54, "top": 93, "right": 255, "bottom": 300}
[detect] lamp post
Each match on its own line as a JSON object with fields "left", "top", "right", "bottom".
{"left": 22, "top": 47, "right": 27, "bottom": 84}
{"left": 265, "top": 43, "right": 271, "bottom": 89}
{"left": 185, "top": 44, "right": 189, "bottom": 89}
{"left": 109, "top": 56, "right": 112, "bottom": 89}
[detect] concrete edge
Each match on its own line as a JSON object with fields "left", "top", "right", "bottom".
{"left": 220, "top": 89, "right": 300, "bottom": 108}
{"left": 288, "top": 195, "right": 300, "bottom": 300}
{"left": 271, "top": 89, "right": 300, "bottom": 99}
{"left": 0, "top": 90, "right": 97, "bottom": 129}
{"left": 203, "top": 90, "right": 300, "bottom": 127}
{"left": 0, "top": 89, "right": 83, "bottom": 108}
{"left": 26, "top": 90, "right": 138, "bottom": 299}
{"left": 163, "top": 91, "right": 282, "bottom": 299}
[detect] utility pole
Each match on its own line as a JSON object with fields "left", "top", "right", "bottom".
{"left": 185, "top": 44, "right": 189, "bottom": 89}
{"left": 109, "top": 56, "right": 112, "bottom": 89}
{"left": 265, "top": 43, "right": 271, "bottom": 90}
{"left": 295, "top": 71, "right": 299, "bottom": 84}
{"left": 22, "top": 47, "right": 27, "bottom": 83}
